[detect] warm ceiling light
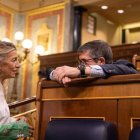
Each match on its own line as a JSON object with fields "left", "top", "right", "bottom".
{"left": 22, "top": 39, "right": 32, "bottom": 49}
{"left": 101, "top": 5, "right": 108, "bottom": 10}
{"left": 14, "top": 31, "right": 24, "bottom": 41}
{"left": 117, "top": 9, "right": 124, "bottom": 14}
{"left": 35, "top": 45, "right": 45, "bottom": 55}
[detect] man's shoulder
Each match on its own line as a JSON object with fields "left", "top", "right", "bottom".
{"left": 100, "top": 59, "right": 137, "bottom": 77}
{"left": 113, "top": 59, "right": 130, "bottom": 64}
{"left": 113, "top": 59, "right": 135, "bottom": 68}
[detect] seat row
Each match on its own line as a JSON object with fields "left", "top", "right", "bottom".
{"left": 44, "top": 119, "right": 140, "bottom": 140}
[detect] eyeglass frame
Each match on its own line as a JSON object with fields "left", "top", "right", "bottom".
{"left": 78, "top": 57, "right": 99, "bottom": 65}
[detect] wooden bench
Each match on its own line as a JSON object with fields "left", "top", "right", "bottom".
{"left": 35, "top": 74, "right": 140, "bottom": 140}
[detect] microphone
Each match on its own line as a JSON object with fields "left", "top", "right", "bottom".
{"left": 38, "top": 67, "right": 54, "bottom": 80}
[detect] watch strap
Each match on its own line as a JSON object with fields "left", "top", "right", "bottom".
{"left": 77, "top": 64, "right": 87, "bottom": 78}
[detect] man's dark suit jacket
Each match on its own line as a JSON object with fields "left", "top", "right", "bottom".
{"left": 100, "top": 59, "right": 137, "bottom": 77}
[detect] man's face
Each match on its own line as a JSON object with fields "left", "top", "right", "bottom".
{"left": 78, "top": 50, "right": 104, "bottom": 66}
{"left": 0, "top": 50, "right": 20, "bottom": 80}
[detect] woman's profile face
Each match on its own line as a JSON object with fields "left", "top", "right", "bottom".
{"left": 0, "top": 50, "right": 20, "bottom": 80}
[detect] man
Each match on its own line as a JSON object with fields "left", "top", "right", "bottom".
{"left": 50, "top": 40, "right": 137, "bottom": 85}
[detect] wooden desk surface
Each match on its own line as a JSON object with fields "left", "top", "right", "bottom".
{"left": 37, "top": 74, "right": 140, "bottom": 100}
{"left": 36, "top": 74, "right": 140, "bottom": 140}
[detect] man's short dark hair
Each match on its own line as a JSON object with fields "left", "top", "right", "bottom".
{"left": 77, "top": 40, "right": 113, "bottom": 64}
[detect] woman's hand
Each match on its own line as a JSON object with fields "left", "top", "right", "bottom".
{"left": 15, "top": 116, "right": 34, "bottom": 137}
{"left": 15, "top": 116, "right": 27, "bottom": 122}
{"left": 29, "top": 125, "right": 34, "bottom": 137}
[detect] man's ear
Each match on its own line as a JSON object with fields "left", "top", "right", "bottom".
{"left": 98, "top": 57, "right": 106, "bottom": 65}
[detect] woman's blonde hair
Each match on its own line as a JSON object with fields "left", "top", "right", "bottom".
{"left": 0, "top": 41, "right": 16, "bottom": 61}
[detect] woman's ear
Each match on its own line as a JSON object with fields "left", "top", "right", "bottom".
{"left": 98, "top": 57, "right": 106, "bottom": 65}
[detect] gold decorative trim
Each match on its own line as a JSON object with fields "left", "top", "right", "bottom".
{"left": 25, "top": 2, "right": 65, "bottom": 15}
{"left": 50, "top": 116, "right": 105, "bottom": 121}
{"left": 13, "top": 108, "right": 36, "bottom": 118}
{"left": 25, "top": 3, "right": 64, "bottom": 51}
{"left": 25, "top": 14, "right": 29, "bottom": 38}
{"left": 0, "top": 7, "right": 14, "bottom": 40}
{"left": 41, "top": 96, "right": 140, "bottom": 101}
{"left": 0, "top": 3, "right": 16, "bottom": 13}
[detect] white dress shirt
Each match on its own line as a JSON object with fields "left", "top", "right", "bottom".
{"left": 90, "top": 65, "right": 105, "bottom": 77}
{"left": 0, "top": 82, "right": 16, "bottom": 124}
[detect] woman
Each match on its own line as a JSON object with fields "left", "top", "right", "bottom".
{"left": 0, "top": 41, "right": 33, "bottom": 139}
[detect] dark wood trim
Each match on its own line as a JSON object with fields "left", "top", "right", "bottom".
{"left": 8, "top": 96, "right": 36, "bottom": 109}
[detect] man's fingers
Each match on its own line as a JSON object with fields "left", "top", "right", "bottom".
{"left": 62, "top": 77, "right": 71, "bottom": 85}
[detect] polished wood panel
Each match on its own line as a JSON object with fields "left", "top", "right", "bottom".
{"left": 112, "top": 43, "right": 140, "bottom": 61}
{"left": 36, "top": 74, "right": 140, "bottom": 140}
{"left": 38, "top": 99, "right": 117, "bottom": 140}
{"left": 39, "top": 51, "right": 78, "bottom": 71}
{"left": 39, "top": 43, "right": 140, "bottom": 73}
{"left": 118, "top": 99, "right": 140, "bottom": 140}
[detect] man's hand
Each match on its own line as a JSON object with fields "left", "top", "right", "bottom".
{"left": 61, "top": 76, "right": 72, "bottom": 86}
{"left": 52, "top": 66, "right": 80, "bottom": 84}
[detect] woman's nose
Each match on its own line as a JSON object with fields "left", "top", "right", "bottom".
{"left": 16, "top": 61, "right": 21, "bottom": 68}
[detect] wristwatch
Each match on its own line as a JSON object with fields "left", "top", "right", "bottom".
{"left": 77, "top": 64, "right": 87, "bottom": 78}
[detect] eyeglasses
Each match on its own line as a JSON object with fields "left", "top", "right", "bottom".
{"left": 78, "top": 58, "right": 99, "bottom": 65}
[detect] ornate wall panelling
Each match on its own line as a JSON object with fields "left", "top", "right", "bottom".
{"left": 0, "top": 5, "right": 14, "bottom": 40}
{"left": 25, "top": 2, "right": 66, "bottom": 54}
{"left": 22, "top": 2, "right": 71, "bottom": 103}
